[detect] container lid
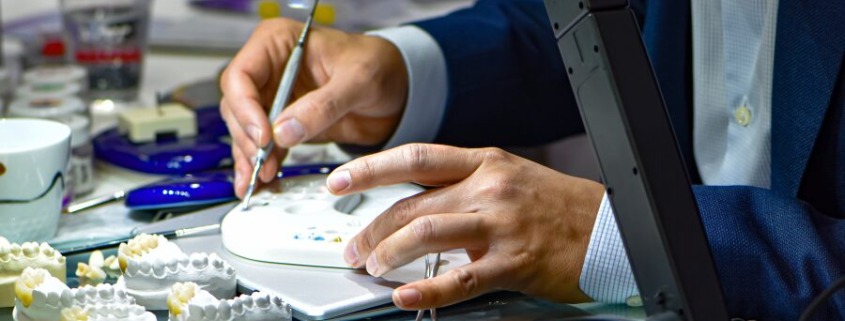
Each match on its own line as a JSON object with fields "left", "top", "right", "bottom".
{"left": 9, "top": 96, "right": 86, "bottom": 119}
{"left": 16, "top": 82, "right": 83, "bottom": 100}
{"left": 23, "top": 65, "right": 88, "bottom": 85}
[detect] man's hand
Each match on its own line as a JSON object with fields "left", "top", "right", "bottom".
{"left": 220, "top": 18, "right": 409, "bottom": 197}
{"left": 326, "top": 144, "right": 605, "bottom": 309}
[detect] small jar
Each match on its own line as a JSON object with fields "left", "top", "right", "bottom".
{"left": 66, "top": 114, "right": 96, "bottom": 197}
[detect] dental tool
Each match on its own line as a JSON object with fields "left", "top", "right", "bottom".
{"left": 415, "top": 253, "right": 441, "bottom": 321}
{"left": 242, "top": 0, "right": 320, "bottom": 210}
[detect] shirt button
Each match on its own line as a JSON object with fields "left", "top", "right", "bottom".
{"left": 735, "top": 104, "right": 752, "bottom": 127}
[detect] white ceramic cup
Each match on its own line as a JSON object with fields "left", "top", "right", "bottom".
{"left": 0, "top": 118, "right": 71, "bottom": 242}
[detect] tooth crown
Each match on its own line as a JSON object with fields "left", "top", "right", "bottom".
{"left": 76, "top": 250, "right": 107, "bottom": 287}
{"left": 118, "top": 234, "right": 237, "bottom": 310}
{"left": 0, "top": 237, "right": 67, "bottom": 307}
{"left": 168, "top": 282, "right": 292, "bottom": 321}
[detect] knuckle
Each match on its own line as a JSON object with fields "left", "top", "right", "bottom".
{"left": 409, "top": 216, "right": 436, "bottom": 244}
{"left": 449, "top": 268, "right": 479, "bottom": 298}
{"left": 400, "top": 144, "right": 430, "bottom": 173}
{"left": 477, "top": 173, "right": 515, "bottom": 200}
{"left": 389, "top": 198, "right": 418, "bottom": 225}
{"left": 304, "top": 95, "right": 342, "bottom": 126}
{"left": 479, "top": 147, "right": 511, "bottom": 163}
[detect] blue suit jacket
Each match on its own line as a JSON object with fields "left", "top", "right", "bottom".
{"left": 412, "top": 0, "right": 845, "bottom": 319}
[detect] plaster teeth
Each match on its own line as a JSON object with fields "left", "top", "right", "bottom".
{"left": 152, "top": 259, "right": 165, "bottom": 277}
{"left": 139, "top": 260, "right": 152, "bottom": 273}
{"left": 118, "top": 235, "right": 236, "bottom": 310}
{"left": 189, "top": 304, "right": 204, "bottom": 318}
{"left": 210, "top": 254, "right": 225, "bottom": 270}
{"left": 22, "top": 243, "right": 38, "bottom": 258}
{"left": 11, "top": 244, "right": 21, "bottom": 256}
{"left": 218, "top": 300, "right": 232, "bottom": 319}
{"left": 168, "top": 283, "right": 291, "bottom": 321}
{"left": 60, "top": 289, "right": 73, "bottom": 307}
{"left": 254, "top": 293, "right": 271, "bottom": 309}
{"left": 0, "top": 238, "right": 66, "bottom": 308}
{"left": 97, "top": 284, "right": 113, "bottom": 300}
{"left": 190, "top": 253, "right": 208, "bottom": 269}
{"left": 166, "top": 259, "right": 179, "bottom": 272}
{"left": 240, "top": 295, "right": 254, "bottom": 309}
{"left": 204, "top": 303, "right": 218, "bottom": 319}
{"left": 231, "top": 299, "right": 243, "bottom": 314}
{"left": 60, "top": 303, "right": 156, "bottom": 321}
{"left": 46, "top": 290, "right": 61, "bottom": 306}
{"left": 41, "top": 243, "right": 56, "bottom": 257}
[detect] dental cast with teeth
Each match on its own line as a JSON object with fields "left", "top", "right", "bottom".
{"left": 116, "top": 234, "right": 237, "bottom": 310}
{"left": 0, "top": 237, "right": 66, "bottom": 307}
{"left": 13, "top": 267, "right": 155, "bottom": 321}
{"left": 168, "top": 282, "right": 292, "bottom": 321}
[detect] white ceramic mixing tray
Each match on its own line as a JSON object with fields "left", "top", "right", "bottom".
{"left": 221, "top": 174, "right": 425, "bottom": 268}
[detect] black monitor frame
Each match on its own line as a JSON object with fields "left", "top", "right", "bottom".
{"left": 543, "top": 1, "right": 729, "bottom": 320}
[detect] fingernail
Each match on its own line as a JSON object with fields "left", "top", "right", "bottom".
{"left": 274, "top": 119, "right": 305, "bottom": 147}
{"left": 344, "top": 241, "right": 359, "bottom": 265}
{"left": 327, "top": 170, "right": 351, "bottom": 193}
{"left": 366, "top": 254, "right": 380, "bottom": 276}
{"left": 395, "top": 288, "right": 421, "bottom": 307}
{"left": 247, "top": 125, "right": 263, "bottom": 146}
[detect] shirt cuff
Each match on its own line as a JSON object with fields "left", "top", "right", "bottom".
{"left": 365, "top": 26, "right": 448, "bottom": 148}
{"left": 579, "top": 193, "right": 640, "bottom": 303}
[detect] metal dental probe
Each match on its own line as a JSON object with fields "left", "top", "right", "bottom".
{"left": 242, "top": 0, "right": 320, "bottom": 210}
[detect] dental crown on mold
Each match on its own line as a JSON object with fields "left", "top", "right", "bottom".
{"left": 0, "top": 236, "right": 66, "bottom": 307}
{"left": 116, "top": 234, "right": 237, "bottom": 310}
{"left": 13, "top": 267, "right": 154, "bottom": 321}
{"left": 168, "top": 282, "right": 292, "bottom": 321}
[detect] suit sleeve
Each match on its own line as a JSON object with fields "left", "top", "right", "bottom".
{"left": 695, "top": 185, "right": 845, "bottom": 320}
{"left": 411, "top": 0, "right": 583, "bottom": 147}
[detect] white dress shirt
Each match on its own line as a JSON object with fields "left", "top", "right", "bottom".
{"left": 368, "top": 0, "right": 779, "bottom": 303}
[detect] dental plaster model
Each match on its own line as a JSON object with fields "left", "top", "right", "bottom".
{"left": 13, "top": 267, "right": 151, "bottom": 321}
{"left": 60, "top": 304, "right": 156, "bottom": 321}
{"left": 117, "top": 234, "right": 236, "bottom": 310}
{"left": 0, "top": 237, "right": 66, "bottom": 307}
{"left": 76, "top": 250, "right": 107, "bottom": 286}
{"left": 168, "top": 282, "right": 292, "bottom": 321}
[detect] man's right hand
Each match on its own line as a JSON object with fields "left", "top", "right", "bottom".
{"left": 220, "top": 18, "right": 409, "bottom": 197}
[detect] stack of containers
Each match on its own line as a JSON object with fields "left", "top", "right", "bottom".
{"left": 8, "top": 64, "right": 95, "bottom": 205}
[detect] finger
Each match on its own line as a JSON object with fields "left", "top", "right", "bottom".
{"left": 221, "top": 99, "right": 262, "bottom": 159}
{"left": 326, "top": 144, "right": 484, "bottom": 194}
{"left": 271, "top": 75, "right": 361, "bottom": 147}
{"left": 360, "top": 213, "right": 490, "bottom": 276}
{"left": 346, "top": 186, "right": 470, "bottom": 267}
{"left": 259, "top": 147, "right": 288, "bottom": 183}
{"left": 232, "top": 145, "right": 250, "bottom": 198}
{"left": 392, "top": 259, "right": 506, "bottom": 310}
{"left": 221, "top": 69, "right": 273, "bottom": 149}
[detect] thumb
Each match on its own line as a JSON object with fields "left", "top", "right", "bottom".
{"left": 271, "top": 77, "right": 357, "bottom": 148}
